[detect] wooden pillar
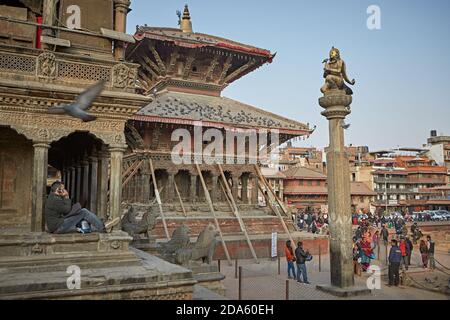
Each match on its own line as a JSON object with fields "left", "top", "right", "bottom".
{"left": 167, "top": 171, "right": 175, "bottom": 201}
{"left": 232, "top": 176, "right": 239, "bottom": 202}
{"left": 190, "top": 173, "right": 197, "bottom": 203}
{"left": 109, "top": 145, "right": 125, "bottom": 223}
{"left": 89, "top": 153, "right": 98, "bottom": 212}
{"left": 31, "top": 142, "right": 49, "bottom": 232}
{"left": 241, "top": 174, "right": 249, "bottom": 203}
{"left": 97, "top": 150, "right": 109, "bottom": 219}
{"left": 250, "top": 173, "right": 259, "bottom": 205}
{"left": 211, "top": 174, "right": 218, "bottom": 202}
{"left": 142, "top": 164, "right": 151, "bottom": 204}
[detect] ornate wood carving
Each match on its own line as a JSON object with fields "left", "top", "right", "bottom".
{"left": 182, "top": 54, "right": 196, "bottom": 80}
{"left": 148, "top": 43, "right": 166, "bottom": 76}
{"left": 223, "top": 60, "right": 256, "bottom": 84}
{"left": 203, "top": 56, "right": 219, "bottom": 82}
{"left": 218, "top": 55, "right": 233, "bottom": 84}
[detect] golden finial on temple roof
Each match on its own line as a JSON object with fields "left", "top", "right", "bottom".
{"left": 177, "top": 4, "right": 193, "bottom": 33}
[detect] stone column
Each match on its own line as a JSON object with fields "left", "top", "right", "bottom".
{"left": 97, "top": 150, "right": 109, "bottom": 219}
{"left": 69, "top": 166, "right": 76, "bottom": 199}
{"left": 75, "top": 161, "right": 82, "bottom": 204}
{"left": 319, "top": 91, "right": 354, "bottom": 288}
{"left": 250, "top": 173, "right": 259, "bottom": 205}
{"left": 89, "top": 153, "right": 98, "bottom": 212}
{"left": 211, "top": 174, "right": 218, "bottom": 202}
{"left": 190, "top": 173, "right": 197, "bottom": 203}
{"left": 109, "top": 145, "right": 126, "bottom": 223}
{"left": 241, "top": 174, "right": 249, "bottom": 204}
{"left": 31, "top": 142, "right": 49, "bottom": 232}
{"left": 113, "top": 0, "right": 131, "bottom": 61}
{"left": 232, "top": 176, "right": 239, "bottom": 202}
{"left": 81, "top": 156, "right": 90, "bottom": 208}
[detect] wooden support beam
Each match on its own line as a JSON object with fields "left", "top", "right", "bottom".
{"left": 149, "top": 159, "right": 170, "bottom": 240}
{"left": 254, "top": 164, "right": 289, "bottom": 216}
{"left": 223, "top": 60, "right": 256, "bottom": 84}
{"left": 195, "top": 164, "right": 232, "bottom": 266}
{"left": 254, "top": 165, "right": 296, "bottom": 250}
{"left": 173, "top": 179, "right": 187, "bottom": 217}
{"left": 217, "top": 164, "right": 258, "bottom": 263}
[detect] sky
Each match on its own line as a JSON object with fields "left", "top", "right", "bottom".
{"left": 126, "top": 0, "right": 450, "bottom": 151}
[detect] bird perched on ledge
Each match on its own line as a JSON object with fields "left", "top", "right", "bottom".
{"left": 47, "top": 81, "right": 105, "bottom": 122}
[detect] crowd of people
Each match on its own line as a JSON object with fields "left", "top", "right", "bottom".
{"left": 351, "top": 217, "right": 436, "bottom": 287}
{"left": 286, "top": 210, "right": 438, "bottom": 287}
{"left": 294, "top": 210, "right": 329, "bottom": 235}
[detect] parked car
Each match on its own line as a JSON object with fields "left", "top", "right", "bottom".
{"left": 429, "top": 211, "right": 445, "bottom": 221}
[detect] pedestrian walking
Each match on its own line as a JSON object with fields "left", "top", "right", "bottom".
{"left": 284, "top": 240, "right": 296, "bottom": 279}
{"left": 381, "top": 224, "right": 389, "bottom": 246}
{"left": 399, "top": 236, "right": 408, "bottom": 270}
{"left": 388, "top": 239, "right": 402, "bottom": 286}
{"left": 419, "top": 239, "right": 428, "bottom": 268}
{"left": 405, "top": 236, "right": 413, "bottom": 267}
{"left": 427, "top": 235, "right": 435, "bottom": 270}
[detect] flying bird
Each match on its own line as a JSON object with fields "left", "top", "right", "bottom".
{"left": 341, "top": 120, "right": 351, "bottom": 130}
{"left": 47, "top": 81, "right": 105, "bottom": 122}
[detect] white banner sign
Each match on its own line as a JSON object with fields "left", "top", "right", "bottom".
{"left": 271, "top": 232, "right": 278, "bottom": 257}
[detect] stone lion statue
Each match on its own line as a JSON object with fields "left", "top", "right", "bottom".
{"left": 321, "top": 47, "right": 355, "bottom": 95}
{"left": 121, "top": 205, "right": 159, "bottom": 239}
{"left": 175, "top": 223, "right": 218, "bottom": 266}
{"left": 161, "top": 224, "right": 191, "bottom": 255}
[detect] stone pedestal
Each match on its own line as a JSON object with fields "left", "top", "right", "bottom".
{"left": 319, "top": 90, "right": 355, "bottom": 289}
{"left": 0, "top": 231, "right": 196, "bottom": 299}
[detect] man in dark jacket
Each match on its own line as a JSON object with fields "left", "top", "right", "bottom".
{"left": 388, "top": 239, "right": 402, "bottom": 286}
{"left": 405, "top": 236, "right": 413, "bottom": 267}
{"left": 45, "top": 181, "right": 109, "bottom": 233}
{"left": 381, "top": 224, "right": 389, "bottom": 246}
{"left": 295, "top": 241, "right": 310, "bottom": 284}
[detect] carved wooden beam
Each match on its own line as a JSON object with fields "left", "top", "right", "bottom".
{"left": 223, "top": 59, "right": 256, "bottom": 84}
{"left": 138, "top": 70, "right": 152, "bottom": 87}
{"left": 138, "top": 57, "right": 159, "bottom": 79}
{"left": 125, "top": 122, "right": 145, "bottom": 150}
{"left": 203, "top": 56, "right": 219, "bottom": 82}
{"left": 142, "top": 56, "right": 162, "bottom": 76}
{"left": 168, "top": 48, "right": 180, "bottom": 75}
{"left": 218, "top": 55, "right": 233, "bottom": 84}
{"left": 148, "top": 43, "right": 166, "bottom": 76}
{"left": 182, "top": 54, "right": 196, "bottom": 79}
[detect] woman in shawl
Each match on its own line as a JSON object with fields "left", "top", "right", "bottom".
{"left": 360, "top": 237, "right": 375, "bottom": 271}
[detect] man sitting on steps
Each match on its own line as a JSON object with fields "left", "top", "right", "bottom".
{"left": 45, "top": 181, "right": 119, "bottom": 234}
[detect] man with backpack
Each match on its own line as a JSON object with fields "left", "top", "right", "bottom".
{"left": 295, "top": 241, "right": 311, "bottom": 284}
{"left": 388, "top": 239, "right": 402, "bottom": 286}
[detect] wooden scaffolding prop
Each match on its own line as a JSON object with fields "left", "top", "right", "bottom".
{"left": 195, "top": 164, "right": 232, "bottom": 266}
{"left": 173, "top": 179, "right": 187, "bottom": 217}
{"left": 217, "top": 164, "right": 258, "bottom": 263}
{"left": 254, "top": 164, "right": 296, "bottom": 249}
{"left": 149, "top": 158, "right": 170, "bottom": 240}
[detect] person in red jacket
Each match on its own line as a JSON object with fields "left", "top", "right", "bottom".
{"left": 284, "top": 240, "right": 296, "bottom": 279}
{"left": 399, "top": 237, "right": 408, "bottom": 270}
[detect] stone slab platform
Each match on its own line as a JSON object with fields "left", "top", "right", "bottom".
{"left": 0, "top": 231, "right": 197, "bottom": 299}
